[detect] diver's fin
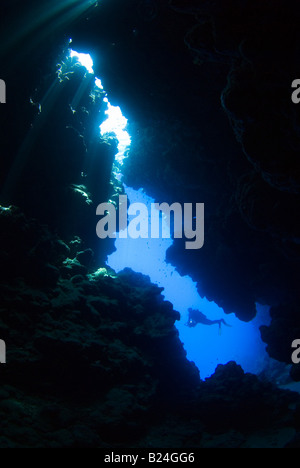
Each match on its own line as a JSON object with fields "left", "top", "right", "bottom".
{"left": 223, "top": 321, "right": 232, "bottom": 328}
{"left": 220, "top": 319, "right": 232, "bottom": 328}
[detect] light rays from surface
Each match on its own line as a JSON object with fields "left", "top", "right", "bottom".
{"left": 0, "top": 0, "right": 99, "bottom": 65}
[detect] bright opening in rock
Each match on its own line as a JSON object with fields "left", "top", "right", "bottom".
{"left": 66, "top": 45, "right": 276, "bottom": 381}
{"left": 69, "top": 49, "right": 94, "bottom": 74}
{"left": 100, "top": 103, "right": 131, "bottom": 166}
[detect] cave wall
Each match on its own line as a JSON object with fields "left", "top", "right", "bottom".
{"left": 1, "top": 0, "right": 300, "bottom": 366}
{"left": 65, "top": 0, "right": 300, "bottom": 348}
{"left": 0, "top": 205, "right": 299, "bottom": 448}
{"left": 1, "top": 0, "right": 300, "bottom": 447}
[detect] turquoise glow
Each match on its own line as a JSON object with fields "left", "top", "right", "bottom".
{"left": 100, "top": 103, "right": 131, "bottom": 165}
{"left": 69, "top": 49, "right": 94, "bottom": 74}
{"left": 68, "top": 46, "right": 131, "bottom": 171}
{"left": 64, "top": 46, "right": 273, "bottom": 380}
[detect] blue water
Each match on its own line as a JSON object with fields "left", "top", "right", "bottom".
{"left": 66, "top": 45, "right": 273, "bottom": 380}
{"left": 107, "top": 187, "right": 272, "bottom": 380}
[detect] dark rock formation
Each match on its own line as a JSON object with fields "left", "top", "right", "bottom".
{"left": 0, "top": 206, "right": 298, "bottom": 448}
{"left": 107, "top": 0, "right": 300, "bottom": 342}
{"left": 1, "top": 0, "right": 300, "bottom": 448}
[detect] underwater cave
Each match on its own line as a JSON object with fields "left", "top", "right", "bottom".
{"left": 1, "top": 0, "right": 300, "bottom": 449}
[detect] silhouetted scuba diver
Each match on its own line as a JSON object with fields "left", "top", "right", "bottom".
{"left": 186, "top": 308, "right": 231, "bottom": 334}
